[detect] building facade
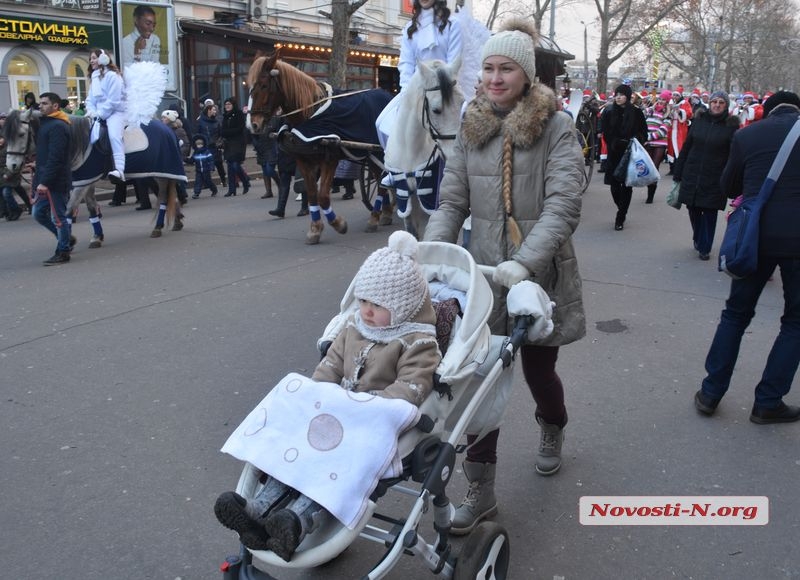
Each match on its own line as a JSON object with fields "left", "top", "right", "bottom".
{"left": 0, "top": 0, "right": 572, "bottom": 118}
{"left": 0, "top": 0, "right": 405, "bottom": 115}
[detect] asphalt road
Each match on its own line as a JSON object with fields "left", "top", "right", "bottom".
{"left": 1, "top": 167, "right": 796, "bottom": 580}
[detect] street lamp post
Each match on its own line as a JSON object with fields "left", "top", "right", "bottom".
{"left": 581, "top": 21, "right": 589, "bottom": 88}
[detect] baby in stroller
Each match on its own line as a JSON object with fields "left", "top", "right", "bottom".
{"left": 214, "top": 231, "right": 442, "bottom": 561}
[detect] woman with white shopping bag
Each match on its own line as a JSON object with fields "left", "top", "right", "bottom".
{"left": 375, "top": 0, "right": 462, "bottom": 149}
{"left": 598, "top": 84, "right": 647, "bottom": 230}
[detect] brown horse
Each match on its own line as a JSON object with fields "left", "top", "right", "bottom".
{"left": 246, "top": 54, "right": 394, "bottom": 244}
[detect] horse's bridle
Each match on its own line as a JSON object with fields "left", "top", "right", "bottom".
{"left": 6, "top": 116, "right": 35, "bottom": 158}
{"left": 421, "top": 81, "right": 458, "bottom": 142}
{"left": 248, "top": 71, "right": 282, "bottom": 119}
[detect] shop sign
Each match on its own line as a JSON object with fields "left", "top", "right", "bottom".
{"left": 0, "top": 15, "right": 112, "bottom": 47}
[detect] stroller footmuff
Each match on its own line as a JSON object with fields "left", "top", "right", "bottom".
{"left": 218, "top": 242, "right": 549, "bottom": 579}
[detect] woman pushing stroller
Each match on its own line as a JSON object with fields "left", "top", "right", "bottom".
{"left": 424, "top": 17, "right": 587, "bottom": 534}
{"left": 214, "top": 231, "right": 442, "bottom": 561}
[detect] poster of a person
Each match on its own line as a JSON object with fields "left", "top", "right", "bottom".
{"left": 117, "top": 1, "right": 176, "bottom": 90}
{"left": 121, "top": 4, "right": 162, "bottom": 65}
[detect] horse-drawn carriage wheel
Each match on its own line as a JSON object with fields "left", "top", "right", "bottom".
{"left": 359, "top": 160, "right": 378, "bottom": 213}
{"left": 453, "top": 522, "right": 510, "bottom": 580}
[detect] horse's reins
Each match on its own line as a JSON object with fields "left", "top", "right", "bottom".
{"left": 278, "top": 87, "right": 372, "bottom": 119}
{"left": 248, "top": 74, "right": 372, "bottom": 119}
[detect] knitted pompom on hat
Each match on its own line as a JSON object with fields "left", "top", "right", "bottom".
{"left": 354, "top": 231, "right": 428, "bottom": 326}
{"left": 161, "top": 110, "right": 179, "bottom": 123}
{"left": 481, "top": 18, "right": 538, "bottom": 83}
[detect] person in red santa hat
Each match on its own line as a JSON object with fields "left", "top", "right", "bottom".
{"left": 738, "top": 91, "right": 763, "bottom": 127}
{"left": 666, "top": 85, "right": 693, "bottom": 172}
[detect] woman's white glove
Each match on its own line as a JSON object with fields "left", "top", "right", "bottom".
{"left": 493, "top": 260, "right": 529, "bottom": 289}
{"left": 506, "top": 280, "right": 555, "bottom": 342}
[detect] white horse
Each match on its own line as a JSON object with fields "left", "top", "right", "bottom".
{"left": 383, "top": 59, "right": 465, "bottom": 240}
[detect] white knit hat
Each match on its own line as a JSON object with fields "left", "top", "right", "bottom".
{"left": 481, "top": 18, "right": 538, "bottom": 83}
{"left": 354, "top": 231, "right": 428, "bottom": 326}
{"left": 161, "top": 110, "right": 179, "bottom": 123}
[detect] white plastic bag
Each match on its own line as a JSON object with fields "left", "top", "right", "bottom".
{"left": 626, "top": 139, "right": 660, "bottom": 187}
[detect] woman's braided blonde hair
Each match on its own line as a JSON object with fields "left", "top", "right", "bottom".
{"left": 502, "top": 132, "right": 523, "bottom": 249}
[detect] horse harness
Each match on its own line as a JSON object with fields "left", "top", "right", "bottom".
{"left": 5, "top": 114, "right": 35, "bottom": 160}
{"left": 421, "top": 79, "right": 458, "bottom": 142}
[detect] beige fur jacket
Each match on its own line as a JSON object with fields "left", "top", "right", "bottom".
{"left": 312, "top": 295, "right": 441, "bottom": 406}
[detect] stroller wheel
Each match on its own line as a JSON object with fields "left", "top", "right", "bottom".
{"left": 453, "top": 521, "right": 510, "bottom": 580}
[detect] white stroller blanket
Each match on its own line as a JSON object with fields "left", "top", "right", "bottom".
{"left": 221, "top": 373, "right": 420, "bottom": 529}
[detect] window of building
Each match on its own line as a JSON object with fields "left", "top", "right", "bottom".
{"left": 65, "top": 57, "right": 89, "bottom": 107}
{"left": 8, "top": 54, "right": 42, "bottom": 109}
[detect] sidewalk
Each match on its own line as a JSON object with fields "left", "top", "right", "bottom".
{"left": 93, "top": 149, "right": 264, "bottom": 201}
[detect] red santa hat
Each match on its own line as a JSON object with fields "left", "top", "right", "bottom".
{"left": 673, "top": 85, "right": 684, "bottom": 96}
{"left": 701, "top": 91, "right": 710, "bottom": 97}
{"left": 762, "top": 91, "right": 774, "bottom": 101}
{"left": 583, "top": 89, "right": 592, "bottom": 96}
{"left": 692, "top": 88, "right": 701, "bottom": 96}
{"left": 743, "top": 91, "right": 756, "bottom": 100}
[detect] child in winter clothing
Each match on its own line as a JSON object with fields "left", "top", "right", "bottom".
{"left": 190, "top": 135, "right": 218, "bottom": 198}
{"left": 214, "top": 231, "right": 441, "bottom": 561}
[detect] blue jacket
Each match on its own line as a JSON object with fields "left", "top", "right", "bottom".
{"left": 721, "top": 106, "right": 800, "bottom": 257}
{"left": 191, "top": 135, "right": 216, "bottom": 174}
{"left": 34, "top": 113, "right": 72, "bottom": 193}
{"left": 197, "top": 113, "right": 222, "bottom": 150}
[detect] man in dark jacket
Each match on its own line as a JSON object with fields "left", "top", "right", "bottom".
{"left": 694, "top": 91, "right": 800, "bottom": 424}
{"left": 33, "top": 92, "right": 73, "bottom": 265}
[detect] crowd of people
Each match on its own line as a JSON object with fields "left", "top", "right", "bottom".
{"left": 2, "top": 22, "right": 798, "bottom": 560}
{"left": 576, "top": 84, "right": 777, "bottom": 249}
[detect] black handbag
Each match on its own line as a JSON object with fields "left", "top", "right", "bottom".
{"left": 613, "top": 140, "right": 633, "bottom": 182}
{"left": 718, "top": 117, "right": 800, "bottom": 279}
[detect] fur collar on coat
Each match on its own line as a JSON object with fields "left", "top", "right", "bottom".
{"left": 460, "top": 84, "right": 558, "bottom": 150}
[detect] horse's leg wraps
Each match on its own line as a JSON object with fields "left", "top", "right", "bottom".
{"left": 309, "top": 205, "right": 321, "bottom": 222}
{"left": 322, "top": 206, "right": 336, "bottom": 223}
{"left": 156, "top": 203, "right": 167, "bottom": 228}
{"left": 89, "top": 216, "right": 103, "bottom": 237}
{"left": 373, "top": 197, "right": 383, "bottom": 213}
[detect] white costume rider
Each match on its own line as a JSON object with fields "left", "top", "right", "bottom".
{"left": 376, "top": 0, "right": 463, "bottom": 149}
{"left": 398, "top": 0, "right": 463, "bottom": 90}
{"left": 85, "top": 49, "right": 126, "bottom": 182}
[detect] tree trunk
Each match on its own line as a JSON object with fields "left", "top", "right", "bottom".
{"left": 329, "top": 0, "right": 352, "bottom": 89}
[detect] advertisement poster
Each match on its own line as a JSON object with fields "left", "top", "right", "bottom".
{"left": 115, "top": 0, "right": 176, "bottom": 90}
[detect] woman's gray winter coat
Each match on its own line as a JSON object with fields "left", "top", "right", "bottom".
{"left": 425, "top": 84, "right": 586, "bottom": 346}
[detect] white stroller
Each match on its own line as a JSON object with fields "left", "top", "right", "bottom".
{"left": 219, "top": 241, "right": 546, "bottom": 580}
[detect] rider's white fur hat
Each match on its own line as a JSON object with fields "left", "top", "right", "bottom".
{"left": 481, "top": 18, "right": 538, "bottom": 84}
{"left": 354, "top": 231, "right": 428, "bottom": 326}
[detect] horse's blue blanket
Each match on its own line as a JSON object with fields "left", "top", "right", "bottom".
{"left": 72, "top": 119, "right": 187, "bottom": 187}
{"left": 288, "top": 89, "right": 393, "bottom": 147}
